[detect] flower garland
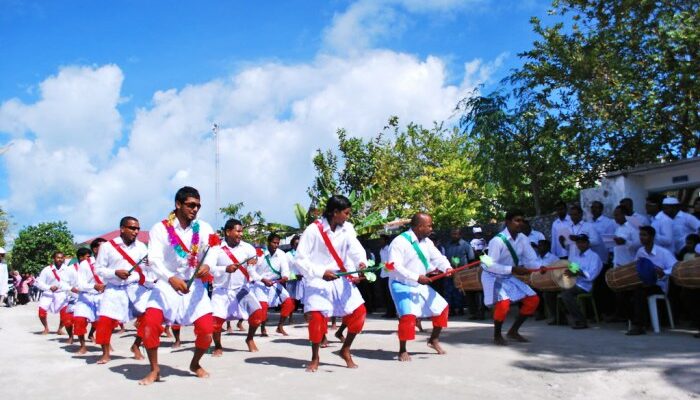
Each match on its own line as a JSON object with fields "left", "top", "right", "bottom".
{"left": 165, "top": 212, "right": 200, "bottom": 268}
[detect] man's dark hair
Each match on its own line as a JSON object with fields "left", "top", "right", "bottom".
{"left": 323, "top": 195, "right": 352, "bottom": 220}
{"left": 569, "top": 204, "right": 583, "bottom": 214}
{"left": 267, "top": 232, "right": 281, "bottom": 243}
{"left": 291, "top": 234, "right": 300, "bottom": 243}
{"left": 224, "top": 218, "right": 243, "bottom": 231}
{"left": 410, "top": 213, "right": 430, "bottom": 228}
{"left": 120, "top": 216, "right": 138, "bottom": 227}
{"left": 505, "top": 209, "right": 525, "bottom": 221}
{"left": 90, "top": 238, "right": 106, "bottom": 251}
{"left": 52, "top": 251, "right": 64, "bottom": 258}
{"left": 640, "top": 225, "right": 656, "bottom": 238}
{"left": 175, "top": 186, "right": 200, "bottom": 203}
{"left": 76, "top": 247, "right": 91, "bottom": 258}
{"left": 591, "top": 200, "right": 603, "bottom": 208}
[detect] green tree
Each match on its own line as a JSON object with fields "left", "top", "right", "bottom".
{"left": 0, "top": 206, "right": 9, "bottom": 248}
{"left": 511, "top": 0, "right": 699, "bottom": 184}
{"left": 10, "top": 221, "right": 75, "bottom": 275}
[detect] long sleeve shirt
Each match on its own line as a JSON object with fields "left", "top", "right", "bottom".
{"left": 387, "top": 229, "right": 451, "bottom": 286}
{"left": 651, "top": 212, "right": 675, "bottom": 253}
{"left": 635, "top": 244, "right": 678, "bottom": 293}
{"left": 537, "top": 252, "right": 561, "bottom": 266}
{"left": 670, "top": 211, "right": 700, "bottom": 254}
{"left": 147, "top": 217, "right": 215, "bottom": 282}
{"left": 569, "top": 248, "right": 603, "bottom": 292}
{"left": 35, "top": 264, "right": 72, "bottom": 292}
{"left": 76, "top": 257, "right": 102, "bottom": 293}
{"left": 95, "top": 237, "right": 149, "bottom": 286}
{"left": 566, "top": 220, "right": 602, "bottom": 258}
{"left": 295, "top": 218, "right": 367, "bottom": 280}
{"left": 485, "top": 228, "right": 543, "bottom": 275}
{"left": 256, "top": 249, "right": 291, "bottom": 280}
{"left": 527, "top": 230, "right": 546, "bottom": 247}
{"left": 205, "top": 241, "right": 260, "bottom": 291}
{"left": 551, "top": 215, "right": 572, "bottom": 258}
{"left": 613, "top": 222, "right": 640, "bottom": 267}
{"left": 590, "top": 215, "right": 616, "bottom": 261}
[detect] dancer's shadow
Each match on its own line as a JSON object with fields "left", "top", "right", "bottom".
{"left": 61, "top": 344, "right": 101, "bottom": 353}
{"left": 271, "top": 338, "right": 312, "bottom": 347}
{"left": 73, "top": 354, "right": 128, "bottom": 364}
{"left": 109, "top": 363, "right": 191, "bottom": 381}
{"left": 349, "top": 348, "right": 433, "bottom": 361}
{"left": 245, "top": 356, "right": 345, "bottom": 370}
{"left": 358, "top": 329, "right": 394, "bottom": 336}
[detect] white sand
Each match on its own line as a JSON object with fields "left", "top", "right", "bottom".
{"left": 0, "top": 304, "right": 698, "bottom": 400}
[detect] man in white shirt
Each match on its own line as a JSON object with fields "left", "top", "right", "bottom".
{"left": 470, "top": 227, "right": 486, "bottom": 257}
{"left": 35, "top": 251, "right": 73, "bottom": 335}
{"left": 72, "top": 246, "right": 103, "bottom": 354}
{"left": 378, "top": 234, "right": 396, "bottom": 319}
{"left": 0, "top": 247, "right": 8, "bottom": 306}
{"left": 589, "top": 201, "right": 615, "bottom": 264}
{"left": 620, "top": 198, "right": 650, "bottom": 229}
{"left": 138, "top": 186, "right": 216, "bottom": 385}
{"left": 483, "top": 209, "right": 543, "bottom": 345}
{"left": 523, "top": 220, "right": 545, "bottom": 249}
{"left": 562, "top": 205, "right": 602, "bottom": 259}
{"left": 205, "top": 218, "right": 264, "bottom": 354}
{"left": 253, "top": 233, "right": 295, "bottom": 336}
{"left": 551, "top": 201, "right": 571, "bottom": 259}
{"left": 295, "top": 195, "right": 368, "bottom": 372}
{"left": 94, "top": 217, "right": 149, "bottom": 364}
{"left": 557, "top": 235, "right": 603, "bottom": 329}
{"left": 624, "top": 226, "right": 678, "bottom": 335}
{"left": 662, "top": 197, "right": 700, "bottom": 254}
{"left": 612, "top": 206, "right": 641, "bottom": 267}
{"left": 646, "top": 197, "right": 674, "bottom": 252}
{"left": 387, "top": 213, "right": 453, "bottom": 362}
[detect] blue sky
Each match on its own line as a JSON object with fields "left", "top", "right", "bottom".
{"left": 0, "top": 0, "right": 554, "bottom": 242}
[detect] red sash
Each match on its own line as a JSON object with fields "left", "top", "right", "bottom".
{"left": 161, "top": 220, "right": 191, "bottom": 253}
{"left": 88, "top": 259, "right": 104, "bottom": 285}
{"left": 221, "top": 245, "right": 250, "bottom": 282}
{"left": 109, "top": 240, "right": 146, "bottom": 285}
{"left": 50, "top": 266, "right": 61, "bottom": 282}
{"left": 314, "top": 220, "right": 346, "bottom": 273}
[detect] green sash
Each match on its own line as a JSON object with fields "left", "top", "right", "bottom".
{"left": 264, "top": 254, "right": 281, "bottom": 277}
{"left": 401, "top": 232, "right": 429, "bottom": 271}
{"left": 496, "top": 233, "right": 520, "bottom": 266}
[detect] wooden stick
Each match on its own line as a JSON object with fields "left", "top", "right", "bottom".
{"left": 428, "top": 260, "right": 481, "bottom": 282}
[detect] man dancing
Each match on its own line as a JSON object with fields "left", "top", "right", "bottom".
{"left": 73, "top": 246, "right": 104, "bottom": 354}
{"left": 206, "top": 218, "right": 265, "bottom": 354}
{"left": 295, "top": 195, "right": 368, "bottom": 372}
{"left": 138, "top": 186, "right": 215, "bottom": 385}
{"left": 35, "top": 252, "right": 73, "bottom": 335}
{"left": 483, "top": 209, "right": 542, "bottom": 345}
{"left": 387, "top": 213, "right": 453, "bottom": 361}
{"left": 253, "top": 233, "right": 295, "bottom": 336}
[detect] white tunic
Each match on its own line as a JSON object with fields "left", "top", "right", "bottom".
{"left": 0, "top": 262, "right": 8, "bottom": 296}
{"left": 95, "top": 237, "right": 149, "bottom": 322}
{"left": 569, "top": 248, "right": 603, "bottom": 292}
{"left": 551, "top": 215, "right": 572, "bottom": 258}
{"left": 565, "top": 220, "right": 602, "bottom": 258}
{"left": 651, "top": 212, "right": 675, "bottom": 253}
{"left": 72, "top": 257, "right": 103, "bottom": 322}
{"left": 635, "top": 245, "right": 678, "bottom": 294}
{"left": 251, "top": 249, "right": 291, "bottom": 307}
{"left": 35, "top": 264, "right": 72, "bottom": 313}
{"left": 613, "top": 222, "right": 641, "bottom": 267}
{"left": 669, "top": 211, "right": 700, "bottom": 254}
{"left": 145, "top": 217, "right": 215, "bottom": 325}
{"left": 387, "top": 229, "right": 450, "bottom": 318}
{"left": 590, "top": 215, "right": 616, "bottom": 263}
{"left": 482, "top": 229, "right": 542, "bottom": 306}
{"left": 295, "top": 218, "right": 367, "bottom": 317}
{"left": 205, "top": 240, "right": 262, "bottom": 321}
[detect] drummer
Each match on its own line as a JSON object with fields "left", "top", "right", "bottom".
{"left": 624, "top": 226, "right": 678, "bottom": 335}
{"left": 550, "top": 234, "right": 603, "bottom": 329}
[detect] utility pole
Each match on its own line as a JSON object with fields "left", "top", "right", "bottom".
{"left": 212, "top": 124, "right": 220, "bottom": 231}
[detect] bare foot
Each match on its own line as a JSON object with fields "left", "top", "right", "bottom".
{"left": 334, "top": 330, "right": 345, "bottom": 343}
{"left": 212, "top": 348, "right": 224, "bottom": 357}
{"left": 77, "top": 346, "right": 88, "bottom": 355}
{"left": 88, "top": 336, "right": 94, "bottom": 342}
{"left": 330, "top": 324, "right": 338, "bottom": 330}
{"left": 173, "top": 340, "right": 181, "bottom": 349}
{"left": 260, "top": 329, "right": 269, "bottom": 337}
{"left": 276, "top": 325, "right": 289, "bottom": 336}
{"left": 190, "top": 363, "right": 210, "bottom": 379}
{"left": 226, "top": 326, "right": 234, "bottom": 334}
{"left": 56, "top": 329, "right": 65, "bottom": 335}
{"left": 416, "top": 321, "right": 424, "bottom": 333}
{"left": 138, "top": 371, "right": 160, "bottom": 385}
{"left": 246, "top": 338, "right": 259, "bottom": 352}
{"left": 398, "top": 351, "right": 412, "bottom": 362}
{"left": 493, "top": 335, "right": 508, "bottom": 346}
{"left": 117, "top": 327, "right": 126, "bottom": 334}
{"left": 427, "top": 339, "right": 446, "bottom": 355}
{"left": 67, "top": 337, "right": 74, "bottom": 345}
{"left": 339, "top": 348, "right": 358, "bottom": 368}
{"left": 237, "top": 321, "right": 245, "bottom": 331}
{"left": 41, "top": 328, "right": 49, "bottom": 335}
{"left": 305, "top": 358, "right": 319, "bottom": 372}
{"left": 506, "top": 331, "right": 529, "bottom": 343}
{"left": 131, "top": 344, "right": 144, "bottom": 360}
{"left": 96, "top": 355, "right": 111, "bottom": 364}
{"left": 320, "top": 336, "right": 329, "bottom": 348}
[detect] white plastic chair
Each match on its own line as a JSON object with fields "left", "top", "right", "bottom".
{"left": 647, "top": 294, "right": 674, "bottom": 334}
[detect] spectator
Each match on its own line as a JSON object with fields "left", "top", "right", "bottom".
{"left": 18, "top": 272, "right": 34, "bottom": 305}
{"left": 0, "top": 247, "right": 8, "bottom": 306}
{"left": 443, "top": 228, "right": 474, "bottom": 316}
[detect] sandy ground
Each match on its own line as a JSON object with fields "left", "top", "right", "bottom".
{"left": 0, "top": 304, "right": 698, "bottom": 400}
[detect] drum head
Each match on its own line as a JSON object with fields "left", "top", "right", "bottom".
{"left": 552, "top": 268, "right": 576, "bottom": 290}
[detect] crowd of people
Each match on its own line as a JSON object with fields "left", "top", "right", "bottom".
{"left": 4, "top": 186, "right": 700, "bottom": 385}
{"left": 0, "top": 249, "right": 38, "bottom": 307}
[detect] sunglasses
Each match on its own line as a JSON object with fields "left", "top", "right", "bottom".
{"left": 123, "top": 226, "right": 141, "bottom": 231}
{"left": 183, "top": 202, "right": 202, "bottom": 209}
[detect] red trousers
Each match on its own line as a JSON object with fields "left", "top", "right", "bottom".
{"left": 307, "top": 311, "right": 329, "bottom": 344}
{"left": 95, "top": 316, "right": 120, "bottom": 345}
{"left": 139, "top": 308, "right": 213, "bottom": 350}
{"left": 39, "top": 306, "right": 73, "bottom": 327}
{"left": 260, "top": 302, "right": 269, "bottom": 322}
{"left": 279, "top": 298, "right": 295, "bottom": 318}
{"left": 342, "top": 304, "right": 366, "bottom": 334}
{"left": 493, "top": 295, "right": 539, "bottom": 322}
{"left": 73, "top": 317, "right": 89, "bottom": 336}
{"left": 397, "top": 306, "right": 449, "bottom": 341}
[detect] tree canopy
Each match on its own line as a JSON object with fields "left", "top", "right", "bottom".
{"left": 10, "top": 221, "right": 75, "bottom": 275}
